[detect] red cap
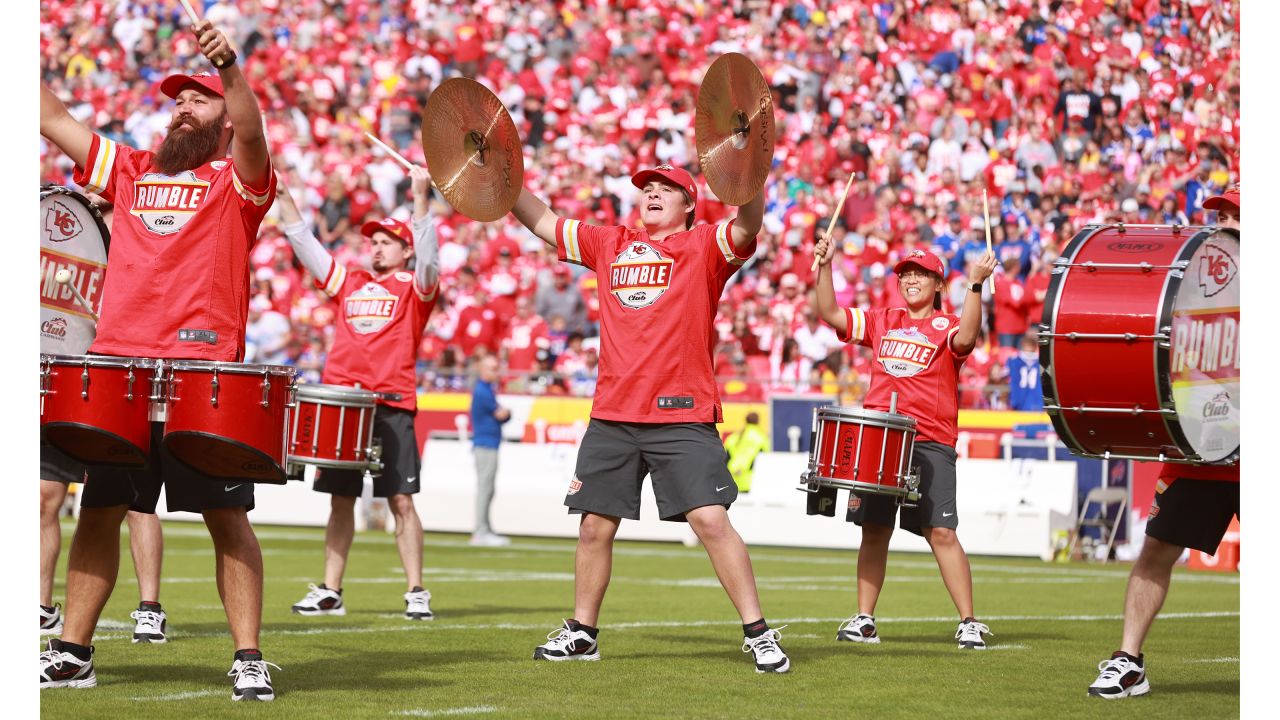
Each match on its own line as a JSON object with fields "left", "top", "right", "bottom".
{"left": 894, "top": 249, "right": 947, "bottom": 310}
{"left": 360, "top": 217, "right": 413, "bottom": 245}
{"left": 159, "top": 72, "right": 225, "bottom": 99}
{"left": 1202, "top": 187, "right": 1240, "bottom": 215}
{"left": 631, "top": 164, "right": 698, "bottom": 206}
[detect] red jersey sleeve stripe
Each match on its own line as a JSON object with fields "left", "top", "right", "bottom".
{"left": 83, "top": 135, "right": 117, "bottom": 194}
{"left": 231, "top": 167, "right": 272, "bottom": 206}
{"left": 719, "top": 220, "right": 752, "bottom": 264}
{"left": 558, "top": 218, "right": 585, "bottom": 265}
{"left": 838, "top": 307, "right": 865, "bottom": 343}
{"left": 947, "top": 325, "right": 972, "bottom": 358}
{"left": 319, "top": 261, "right": 347, "bottom": 297}
{"left": 714, "top": 222, "right": 735, "bottom": 264}
{"left": 415, "top": 279, "right": 439, "bottom": 303}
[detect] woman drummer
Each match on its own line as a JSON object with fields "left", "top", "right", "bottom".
{"left": 813, "top": 230, "right": 997, "bottom": 650}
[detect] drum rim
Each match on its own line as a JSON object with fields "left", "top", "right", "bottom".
{"left": 42, "top": 353, "right": 159, "bottom": 368}
{"left": 169, "top": 360, "right": 297, "bottom": 376}
{"left": 294, "top": 382, "right": 380, "bottom": 403}
{"left": 816, "top": 405, "right": 918, "bottom": 429}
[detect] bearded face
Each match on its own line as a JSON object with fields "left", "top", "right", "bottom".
{"left": 154, "top": 111, "right": 227, "bottom": 175}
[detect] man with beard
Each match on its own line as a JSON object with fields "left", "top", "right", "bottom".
{"left": 39, "top": 19, "right": 280, "bottom": 701}
{"left": 274, "top": 165, "right": 440, "bottom": 621}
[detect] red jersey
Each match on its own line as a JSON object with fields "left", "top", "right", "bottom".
{"left": 556, "top": 218, "right": 754, "bottom": 423}
{"left": 73, "top": 133, "right": 275, "bottom": 361}
{"left": 502, "top": 314, "right": 550, "bottom": 371}
{"left": 317, "top": 263, "right": 438, "bottom": 411}
{"left": 838, "top": 307, "right": 969, "bottom": 446}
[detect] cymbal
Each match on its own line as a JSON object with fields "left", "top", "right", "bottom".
{"left": 695, "top": 53, "right": 775, "bottom": 206}
{"left": 421, "top": 78, "right": 524, "bottom": 222}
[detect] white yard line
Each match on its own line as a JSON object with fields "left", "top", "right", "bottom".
{"left": 130, "top": 689, "right": 223, "bottom": 702}
{"left": 393, "top": 707, "right": 498, "bottom": 718}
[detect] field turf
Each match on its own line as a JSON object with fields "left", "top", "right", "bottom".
{"left": 40, "top": 520, "right": 1239, "bottom": 718}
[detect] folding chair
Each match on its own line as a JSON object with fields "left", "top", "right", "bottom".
{"left": 1068, "top": 486, "right": 1129, "bottom": 562}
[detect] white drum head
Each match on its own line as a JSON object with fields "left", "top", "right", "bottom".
{"left": 40, "top": 186, "right": 109, "bottom": 354}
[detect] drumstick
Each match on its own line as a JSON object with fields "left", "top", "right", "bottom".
{"left": 364, "top": 131, "right": 415, "bottom": 171}
{"left": 810, "top": 171, "right": 858, "bottom": 272}
{"left": 982, "top": 189, "right": 995, "bottom": 294}
{"left": 55, "top": 268, "right": 98, "bottom": 321}
{"left": 178, "top": 0, "right": 200, "bottom": 25}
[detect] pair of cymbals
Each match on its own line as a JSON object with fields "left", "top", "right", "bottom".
{"left": 421, "top": 78, "right": 524, "bottom": 222}
{"left": 695, "top": 52, "right": 776, "bottom": 206}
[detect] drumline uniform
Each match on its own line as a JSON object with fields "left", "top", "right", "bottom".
{"left": 69, "top": 132, "right": 275, "bottom": 513}
{"left": 282, "top": 215, "right": 440, "bottom": 498}
{"left": 554, "top": 217, "right": 753, "bottom": 520}
{"left": 835, "top": 304, "right": 968, "bottom": 533}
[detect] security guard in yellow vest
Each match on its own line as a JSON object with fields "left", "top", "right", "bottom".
{"left": 724, "top": 412, "right": 768, "bottom": 493}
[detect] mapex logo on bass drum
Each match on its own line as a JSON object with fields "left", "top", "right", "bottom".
{"left": 1107, "top": 241, "right": 1163, "bottom": 253}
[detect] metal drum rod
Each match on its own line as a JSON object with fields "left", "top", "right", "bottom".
{"left": 852, "top": 421, "right": 864, "bottom": 483}
{"left": 310, "top": 404, "right": 322, "bottom": 454}
{"left": 335, "top": 403, "right": 346, "bottom": 458}
{"left": 356, "top": 407, "right": 368, "bottom": 460}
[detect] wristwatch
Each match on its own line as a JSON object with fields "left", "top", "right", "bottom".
{"left": 969, "top": 282, "right": 983, "bottom": 293}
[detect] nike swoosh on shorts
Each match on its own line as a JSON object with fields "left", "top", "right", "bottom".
{"left": 225, "top": 484, "right": 243, "bottom": 492}
{"left": 716, "top": 485, "right": 731, "bottom": 492}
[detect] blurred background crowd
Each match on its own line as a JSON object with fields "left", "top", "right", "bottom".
{"left": 39, "top": 0, "right": 1240, "bottom": 411}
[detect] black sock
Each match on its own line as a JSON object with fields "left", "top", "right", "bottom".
{"left": 319, "top": 584, "right": 342, "bottom": 595}
{"left": 234, "top": 648, "right": 263, "bottom": 662}
{"left": 1113, "top": 650, "right": 1142, "bottom": 665}
{"left": 55, "top": 640, "right": 93, "bottom": 661}
{"left": 41, "top": 604, "right": 56, "bottom": 614}
{"left": 743, "top": 619, "right": 769, "bottom": 639}
{"left": 139, "top": 600, "right": 162, "bottom": 611}
{"left": 567, "top": 619, "right": 598, "bottom": 639}
{"left": 410, "top": 586, "right": 425, "bottom": 593}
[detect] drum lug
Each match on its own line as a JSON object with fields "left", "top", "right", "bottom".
{"left": 261, "top": 369, "right": 271, "bottom": 408}
{"left": 80, "top": 360, "right": 90, "bottom": 400}
{"left": 40, "top": 358, "right": 53, "bottom": 398}
{"left": 126, "top": 362, "right": 136, "bottom": 401}
{"left": 211, "top": 366, "right": 220, "bottom": 407}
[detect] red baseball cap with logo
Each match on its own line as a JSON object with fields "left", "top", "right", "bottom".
{"left": 893, "top": 249, "right": 948, "bottom": 310}
{"left": 631, "top": 164, "right": 698, "bottom": 206}
{"left": 361, "top": 217, "right": 413, "bottom": 245}
{"left": 1202, "top": 186, "right": 1240, "bottom": 215}
{"left": 159, "top": 72, "right": 225, "bottom": 99}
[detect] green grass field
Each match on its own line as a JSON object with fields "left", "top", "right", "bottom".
{"left": 40, "top": 519, "right": 1239, "bottom": 719}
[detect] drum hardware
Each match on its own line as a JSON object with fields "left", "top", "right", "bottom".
{"left": 1046, "top": 404, "right": 1177, "bottom": 416}
{"left": 1053, "top": 259, "right": 1189, "bottom": 272}
{"left": 1039, "top": 331, "right": 1168, "bottom": 342}
{"left": 695, "top": 52, "right": 775, "bottom": 206}
{"left": 260, "top": 366, "right": 271, "bottom": 408}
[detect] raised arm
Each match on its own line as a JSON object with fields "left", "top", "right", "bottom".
{"left": 951, "top": 250, "right": 998, "bottom": 355}
{"left": 730, "top": 190, "right": 764, "bottom": 250}
{"left": 192, "top": 19, "right": 269, "bottom": 188}
{"left": 409, "top": 165, "right": 440, "bottom": 294}
{"left": 41, "top": 84, "right": 93, "bottom": 171}
{"left": 812, "top": 230, "right": 848, "bottom": 336}
{"left": 511, "top": 188, "right": 560, "bottom": 249}
{"left": 274, "top": 176, "right": 335, "bottom": 283}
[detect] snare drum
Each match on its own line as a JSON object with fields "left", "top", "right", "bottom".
{"left": 40, "top": 354, "right": 163, "bottom": 468}
{"left": 1040, "top": 224, "right": 1240, "bottom": 464}
{"left": 162, "top": 361, "right": 297, "bottom": 484}
{"left": 800, "top": 406, "right": 920, "bottom": 503}
{"left": 288, "top": 383, "right": 380, "bottom": 471}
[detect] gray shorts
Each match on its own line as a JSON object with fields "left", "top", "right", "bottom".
{"left": 846, "top": 441, "right": 957, "bottom": 537}
{"left": 315, "top": 407, "right": 421, "bottom": 498}
{"left": 41, "top": 441, "right": 86, "bottom": 485}
{"left": 566, "top": 419, "right": 737, "bottom": 522}
{"left": 79, "top": 423, "right": 256, "bottom": 514}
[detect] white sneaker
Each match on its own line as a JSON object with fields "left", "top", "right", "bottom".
{"left": 130, "top": 604, "right": 168, "bottom": 644}
{"left": 469, "top": 532, "right": 512, "bottom": 547}
{"left": 742, "top": 626, "right": 791, "bottom": 673}
{"left": 404, "top": 587, "right": 433, "bottom": 620}
{"left": 290, "top": 583, "right": 345, "bottom": 616}
{"left": 533, "top": 620, "right": 600, "bottom": 661}
{"left": 39, "top": 639, "right": 96, "bottom": 689}
{"left": 228, "top": 655, "right": 279, "bottom": 702}
{"left": 956, "top": 618, "right": 992, "bottom": 649}
{"left": 1088, "top": 652, "right": 1151, "bottom": 699}
{"left": 40, "top": 604, "right": 63, "bottom": 636}
{"left": 836, "top": 614, "right": 881, "bottom": 644}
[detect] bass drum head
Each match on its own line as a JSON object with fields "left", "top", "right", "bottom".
{"left": 40, "top": 186, "right": 109, "bottom": 354}
{"left": 1169, "top": 228, "right": 1239, "bottom": 463}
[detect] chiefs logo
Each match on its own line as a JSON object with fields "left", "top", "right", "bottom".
{"left": 1198, "top": 242, "right": 1237, "bottom": 297}
{"left": 43, "top": 199, "right": 84, "bottom": 243}
{"left": 609, "top": 242, "right": 673, "bottom": 309}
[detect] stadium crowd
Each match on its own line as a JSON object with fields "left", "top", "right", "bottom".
{"left": 39, "top": 0, "right": 1240, "bottom": 411}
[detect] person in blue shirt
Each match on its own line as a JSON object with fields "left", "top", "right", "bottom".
{"left": 1006, "top": 334, "right": 1044, "bottom": 412}
{"left": 933, "top": 212, "right": 964, "bottom": 267}
{"left": 470, "top": 355, "right": 512, "bottom": 546}
{"left": 996, "top": 218, "right": 1035, "bottom": 280}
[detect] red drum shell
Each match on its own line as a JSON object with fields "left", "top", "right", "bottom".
{"left": 162, "top": 362, "right": 296, "bottom": 484}
{"left": 1041, "top": 225, "right": 1240, "bottom": 464}
{"left": 809, "top": 406, "right": 917, "bottom": 498}
{"left": 288, "top": 383, "right": 379, "bottom": 470}
{"left": 40, "top": 354, "right": 156, "bottom": 468}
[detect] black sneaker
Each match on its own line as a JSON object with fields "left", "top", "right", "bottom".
{"left": 228, "top": 653, "right": 280, "bottom": 702}
{"left": 533, "top": 620, "right": 600, "bottom": 661}
{"left": 40, "top": 639, "right": 96, "bottom": 689}
{"left": 1088, "top": 652, "right": 1151, "bottom": 699}
{"left": 131, "top": 603, "right": 168, "bottom": 644}
{"left": 291, "top": 583, "right": 345, "bottom": 616}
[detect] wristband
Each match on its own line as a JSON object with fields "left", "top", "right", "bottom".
{"left": 213, "top": 50, "right": 237, "bottom": 69}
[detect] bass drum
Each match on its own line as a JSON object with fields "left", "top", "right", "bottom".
{"left": 39, "top": 185, "right": 109, "bottom": 354}
{"left": 1039, "top": 224, "right": 1239, "bottom": 465}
